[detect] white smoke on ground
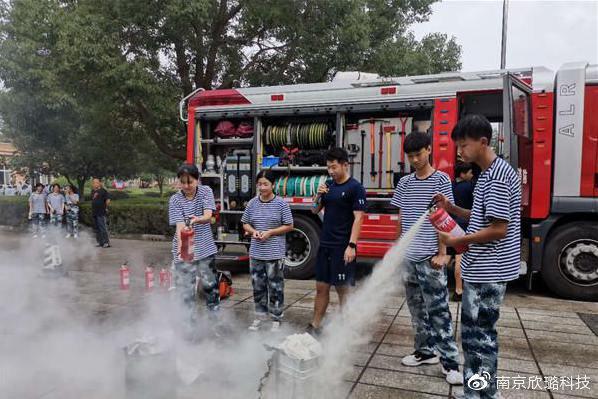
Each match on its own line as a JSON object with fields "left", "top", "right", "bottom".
{"left": 316, "top": 213, "right": 428, "bottom": 396}
{"left": 0, "top": 211, "right": 428, "bottom": 399}
{"left": 0, "top": 231, "right": 283, "bottom": 399}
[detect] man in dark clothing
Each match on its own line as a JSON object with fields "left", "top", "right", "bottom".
{"left": 91, "top": 178, "right": 111, "bottom": 248}
{"left": 307, "top": 147, "right": 367, "bottom": 336}
{"left": 451, "top": 162, "right": 475, "bottom": 301}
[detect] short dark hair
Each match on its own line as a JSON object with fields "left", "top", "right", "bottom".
{"left": 35, "top": 183, "right": 44, "bottom": 189}
{"left": 455, "top": 161, "right": 473, "bottom": 177}
{"left": 326, "top": 147, "right": 349, "bottom": 164}
{"left": 403, "top": 131, "right": 431, "bottom": 153}
{"left": 51, "top": 183, "right": 61, "bottom": 190}
{"left": 451, "top": 114, "right": 493, "bottom": 142}
{"left": 256, "top": 169, "right": 276, "bottom": 185}
{"left": 177, "top": 163, "right": 200, "bottom": 180}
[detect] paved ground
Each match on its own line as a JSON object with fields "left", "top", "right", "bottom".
{"left": 1, "top": 231, "right": 597, "bottom": 399}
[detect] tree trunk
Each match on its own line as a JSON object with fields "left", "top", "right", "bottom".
{"left": 156, "top": 175, "right": 165, "bottom": 197}
{"left": 77, "top": 176, "right": 87, "bottom": 198}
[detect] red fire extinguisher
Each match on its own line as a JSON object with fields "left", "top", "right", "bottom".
{"left": 428, "top": 201, "right": 469, "bottom": 254}
{"left": 120, "top": 262, "right": 130, "bottom": 290}
{"left": 180, "top": 218, "right": 195, "bottom": 263}
{"left": 159, "top": 268, "right": 171, "bottom": 289}
{"left": 145, "top": 266, "right": 154, "bottom": 290}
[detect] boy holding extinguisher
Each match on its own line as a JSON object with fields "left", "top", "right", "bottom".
{"left": 391, "top": 131, "right": 463, "bottom": 386}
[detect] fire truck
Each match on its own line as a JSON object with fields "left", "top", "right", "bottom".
{"left": 179, "top": 62, "right": 598, "bottom": 301}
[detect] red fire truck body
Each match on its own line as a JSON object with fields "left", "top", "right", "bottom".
{"left": 181, "top": 62, "right": 598, "bottom": 300}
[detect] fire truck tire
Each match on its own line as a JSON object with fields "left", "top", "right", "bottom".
{"left": 284, "top": 215, "right": 320, "bottom": 279}
{"left": 542, "top": 222, "right": 598, "bottom": 301}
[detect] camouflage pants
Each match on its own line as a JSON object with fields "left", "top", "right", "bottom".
{"left": 461, "top": 281, "right": 507, "bottom": 399}
{"left": 174, "top": 255, "right": 220, "bottom": 312}
{"left": 403, "top": 259, "right": 460, "bottom": 370}
{"left": 65, "top": 208, "right": 79, "bottom": 236}
{"left": 31, "top": 213, "right": 46, "bottom": 236}
{"left": 249, "top": 258, "right": 285, "bottom": 321}
{"left": 49, "top": 213, "right": 63, "bottom": 228}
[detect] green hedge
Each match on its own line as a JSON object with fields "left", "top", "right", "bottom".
{"left": 0, "top": 196, "right": 29, "bottom": 226}
{"left": 0, "top": 196, "right": 174, "bottom": 236}
{"left": 79, "top": 202, "right": 175, "bottom": 236}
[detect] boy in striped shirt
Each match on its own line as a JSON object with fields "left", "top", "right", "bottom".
{"left": 435, "top": 114, "right": 521, "bottom": 399}
{"left": 391, "top": 131, "right": 462, "bottom": 386}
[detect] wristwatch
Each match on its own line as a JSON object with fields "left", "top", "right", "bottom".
{"left": 348, "top": 242, "right": 357, "bottom": 249}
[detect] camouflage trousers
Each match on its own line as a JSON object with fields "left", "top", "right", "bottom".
{"left": 403, "top": 259, "right": 460, "bottom": 371}
{"left": 31, "top": 213, "right": 46, "bottom": 236}
{"left": 65, "top": 208, "right": 79, "bottom": 236}
{"left": 249, "top": 258, "right": 285, "bottom": 321}
{"left": 49, "top": 213, "right": 63, "bottom": 228}
{"left": 461, "top": 281, "right": 507, "bottom": 399}
{"left": 174, "top": 255, "right": 220, "bottom": 312}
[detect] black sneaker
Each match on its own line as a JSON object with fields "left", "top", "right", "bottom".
{"left": 305, "top": 323, "right": 322, "bottom": 338}
{"left": 401, "top": 351, "right": 440, "bottom": 366}
{"left": 451, "top": 292, "right": 462, "bottom": 302}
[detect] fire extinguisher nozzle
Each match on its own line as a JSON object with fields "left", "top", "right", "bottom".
{"left": 427, "top": 198, "right": 438, "bottom": 210}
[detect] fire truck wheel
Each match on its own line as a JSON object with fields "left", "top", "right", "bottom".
{"left": 542, "top": 222, "right": 598, "bottom": 301}
{"left": 284, "top": 215, "right": 320, "bottom": 279}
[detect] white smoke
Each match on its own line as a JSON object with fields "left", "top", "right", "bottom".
{"left": 315, "top": 213, "right": 427, "bottom": 396}
{"left": 0, "top": 212, "right": 426, "bottom": 399}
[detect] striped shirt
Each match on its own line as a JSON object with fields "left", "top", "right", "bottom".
{"left": 47, "top": 193, "right": 66, "bottom": 215}
{"left": 30, "top": 192, "right": 47, "bottom": 214}
{"left": 168, "top": 186, "right": 217, "bottom": 261}
{"left": 391, "top": 171, "right": 454, "bottom": 262}
{"left": 241, "top": 195, "right": 293, "bottom": 260}
{"left": 461, "top": 157, "right": 521, "bottom": 283}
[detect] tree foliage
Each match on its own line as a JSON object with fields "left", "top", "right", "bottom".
{"left": 0, "top": 0, "right": 461, "bottom": 183}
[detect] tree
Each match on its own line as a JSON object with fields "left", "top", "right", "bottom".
{"left": 0, "top": 0, "right": 461, "bottom": 173}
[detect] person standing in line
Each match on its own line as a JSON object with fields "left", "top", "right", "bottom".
{"left": 64, "top": 185, "right": 80, "bottom": 238}
{"left": 47, "top": 183, "right": 66, "bottom": 231}
{"left": 242, "top": 170, "right": 293, "bottom": 332}
{"left": 29, "top": 183, "right": 48, "bottom": 238}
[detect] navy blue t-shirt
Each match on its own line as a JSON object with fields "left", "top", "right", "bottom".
{"left": 452, "top": 180, "right": 474, "bottom": 230}
{"left": 320, "top": 177, "right": 367, "bottom": 248}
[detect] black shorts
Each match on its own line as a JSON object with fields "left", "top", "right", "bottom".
{"left": 315, "top": 246, "right": 355, "bottom": 286}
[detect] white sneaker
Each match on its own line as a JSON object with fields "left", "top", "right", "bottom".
{"left": 33, "top": 234, "right": 38, "bottom": 238}
{"left": 401, "top": 351, "right": 440, "bottom": 367}
{"left": 270, "top": 321, "right": 281, "bottom": 332}
{"left": 248, "top": 319, "right": 262, "bottom": 331}
{"left": 73, "top": 234, "right": 79, "bottom": 239}
{"left": 65, "top": 234, "right": 72, "bottom": 238}
{"left": 442, "top": 366, "right": 464, "bottom": 385}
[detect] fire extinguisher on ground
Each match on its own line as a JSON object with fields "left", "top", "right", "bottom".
{"left": 120, "top": 261, "right": 130, "bottom": 290}
{"left": 159, "top": 267, "right": 172, "bottom": 289}
{"left": 145, "top": 266, "right": 154, "bottom": 290}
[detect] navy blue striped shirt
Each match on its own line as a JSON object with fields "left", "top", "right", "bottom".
{"left": 168, "top": 186, "right": 217, "bottom": 261}
{"left": 461, "top": 157, "right": 521, "bottom": 283}
{"left": 241, "top": 195, "right": 293, "bottom": 260}
{"left": 391, "top": 171, "right": 454, "bottom": 262}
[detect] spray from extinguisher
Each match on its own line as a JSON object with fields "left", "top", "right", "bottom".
{"left": 180, "top": 217, "right": 195, "bottom": 263}
{"left": 427, "top": 199, "right": 469, "bottom": 254}
{"left": 145, "top": 266, "right": 154, "bottom": 290}
{"left": 120, "top": 261, "right": 130, "bottom": 290}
